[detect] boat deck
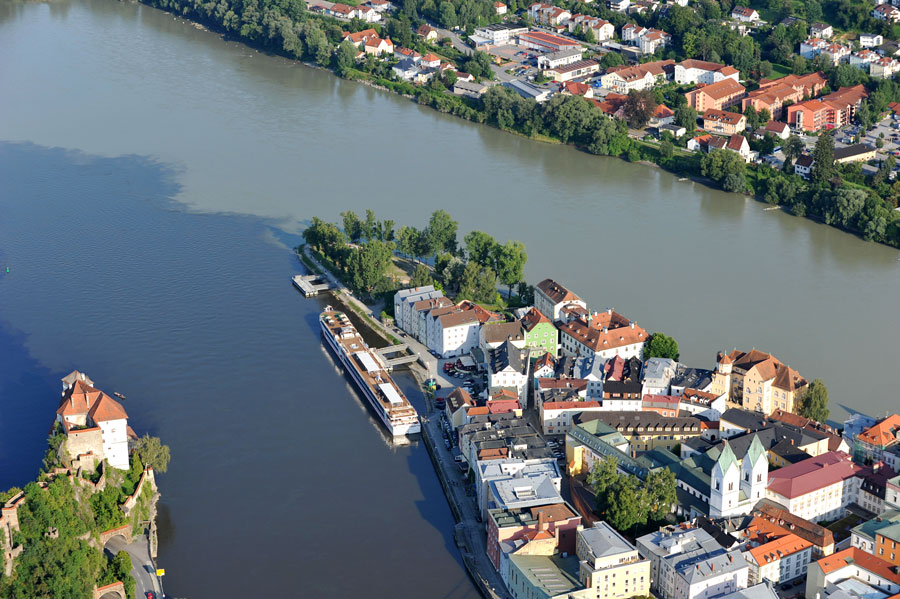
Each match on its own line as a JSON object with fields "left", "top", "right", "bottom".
{"left": 321, "top": 310, "right": 417, "bottom": 419}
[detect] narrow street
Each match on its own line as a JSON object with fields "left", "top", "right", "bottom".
{"left": 105, "top": 534, "right": 164, "bottom": 599}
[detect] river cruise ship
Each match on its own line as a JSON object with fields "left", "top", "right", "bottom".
{"left": 320, "top": 308, "right": 421, "bottom": 436}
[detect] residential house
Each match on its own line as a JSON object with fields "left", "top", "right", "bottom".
{"left": 670, "top": 365, "right": 715, "bottom": 396}
{"left": 710, "top": 349, "right": 809, "bottom": 415}
{"left": 480, "top": 321, "right": 527, "bottom": 355}
{"left": 540, "top": 400, "right": 604, "bottom": 434}
{"left": 874, "top": 3, "right": 900, "bottom": 22}
{"left": 872, "top": 57, "right": 900, "bottom": 78}
{"left": 675, "top": 60, "right": 741, "bottom": 85}
{"left": 607, "top": 0, "right": 630, "bottom": 11}
{"left": 57, "top": 371, "right": 131, "bottom": 470}
{"left": 601, "top": 60, "right": 674, "bottom": 93}
{"left": 794, "top": 154, "right": 814, "bottom": 179}
{"left": 558, "top": 309, "right": 648, "bottom": 361}
{"left": 599, "top": 356, "right": 644, "bottom": 411}
{"left": 685, "top": 79, "right": 746, "bottom": 112}
{"left": 800, "top": 38, "right": 851, "bottom": 64}
{"left": 488, "top": 340, "right": 529, "bottom": 399}
{"left": 638, "top": 525, "right": 749, "bottom": 599}
{"left": 417, "top": 24, "right": 438, "bottom": 41}
{"left": 702, "top": 109, "right": 747, "bottom": 135}
{"left": 854, "top": 414, "right": 900, "bottom": 466}
{"left": 568, "top": 15, "right": 614, "bottom": 41}
{"left": 621, "top": 23, "right": 646, "bottom": 43}
{"left": 725, "top": 134, "right": 751, "bottom": 162}
{"left": 742, "top": 527, "right": 813, "bottom": 585}
{"left": 639, "top": 29, "right": 671, "bottom": 55}
{"left": 535, "top": 279, "right": 587, "bottom": 321}
{"left": 751, "top": 499, "right": 835, "bottom": 556}
{"left": 411, "top": 296, "right": 454, "bottom": 343}
{"left": 427, "top": 306, "right": 481, "bottom": 357}
{"left": 327, "top": 3, "right": 355, "bottom": 18}
{"left": 861, "top": 33, "right": 885, "bottom": 48}
{"left": 766, "top": 451, "right": 862, "bottom": 522}
{"left": 394, "top": 285, "right": 444, "bottom": 335}
{"left": 576, "top": 522, "right": 651, "bottom": 599}
{"left": 642, "top": 357, "right": 678, "bottom": 396}
{"left": 521, "top": 307, "right": 559, "bottom": 356}
{"left": 850, "top": 49, "right": 880, "bottom": 69}
{"left": 731, "top": 6, "right": 760, "bottom": 22}
{"left": 364, "top": 36, "right": 393, "bottom": 55}
{"left": 529, "top": 3, "right": 572, "bottom": 28}
{"left": 487, "top": 502, "right": 582, "bottom": 571}
{"left": 762, "top": 121, "right": 790, "bottom": 139}
{"left": 650, "top": 104, "right": 675, "bottom": 127}
{"left": 395, "top": 47, "right": 422, "bottom": 62}
{"left": 810, "top": 22, "right": 833, "bottom": 38}
{"left": 560, "top": 81, "right": 594, "bottom": 98}
{"left": 494, "top": 1, "right": 507, "bottom": 14}
{"left": 851, "top": 508, "right": 900, "bottom": 562}
{"left": 805, "top": 548, "right": 900, "bottom": 599}
{"left": 445, "top": 387, "right": 475, "bottom": 430}
{"left": 342, "top": 28, "right": 380, "bottom": 47}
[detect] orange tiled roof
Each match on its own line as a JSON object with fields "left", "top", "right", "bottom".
{"left": 858, "top": 414, "right": 900, "bottom": 447}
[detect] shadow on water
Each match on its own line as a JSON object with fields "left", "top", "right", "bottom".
{"left": 0, "top": 321, "right": 59, "bottom": 490}
{"left": 0, "top": 140, "right": 480, "bottom": 598}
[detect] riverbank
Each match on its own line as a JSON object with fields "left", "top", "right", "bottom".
{"left": 133, "top": 0, "right": 900, "bottom": 250}
{"left": 297, "top": 247, "right": 508, "bottom": 599}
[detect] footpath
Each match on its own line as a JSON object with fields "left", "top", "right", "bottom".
{"left": 297, "top": 247, "right": 509, "bottom": 599}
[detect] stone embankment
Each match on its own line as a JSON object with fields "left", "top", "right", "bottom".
{"left": 296, "top": 248, "right": 509, "bottom": 599}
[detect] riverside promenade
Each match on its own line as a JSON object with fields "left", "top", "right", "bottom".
{"left": 296, "top": 247, "right": 509, "bottom": 599}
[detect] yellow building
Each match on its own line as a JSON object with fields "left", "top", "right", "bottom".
{"left": 711, "top": 350, "right": 808, "bottom": 415}
{"left": 580, "top": 412, "right": 703, "bottom": 453}
{"left": 576, "top": 522, "right": 651, "bottom": 599}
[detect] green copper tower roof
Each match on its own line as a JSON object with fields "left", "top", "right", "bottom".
{"left": 716, "top": 439, "right": 738, "bottom": 474}
{"left": 746, "top": 434, "right": 766, "bottom": 466}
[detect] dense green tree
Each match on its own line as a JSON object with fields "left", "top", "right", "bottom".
{"left": 464, "top": 230, "right": 497, "bottom": 266}
{"left": 426, "top": 209, "right": 458, "bottom": 256}
{"left": 798, "top": 379, "right": 830, "bottom": 423}
{"left": 341, "top": 210, "right": 362, "bottom": 243}
{"left": 783, "top": 135, "right": 805, "bottom": 163}
{"left": 824, "top": 188, "right": 867, "bottom": 229}
{"left": 347, "top": 239, "right": 393, "bottom": 294}
{"left": 701, "top": 149, "right": 746, "bottom": 191}
{"left": 493, "top": 240, "right": 527, "bottom": 296}
{"left": 587, "top": 457, "right": 620, "bottom": 517}
{"left": 606, "top": 475, "right": 644, "bottom": 532}
{"left": 659, "top": 139, "right": 675, "bottom": 162}
{"left": 90, "top": 486, "right": 126, "bottom": 533}
{"left": 133, "top": 435, "right": 171, "bottom": 474}
{"left": 458, "top": 262, "right": 498, "bottom": 304}
{"left": 811, "top": 132, "right": 836, "bottom": 185}
{"left": 409, "top": 263, "right": 434, "bottom": 287}
{"left": 334, "top": 40, "right": 357, "bottom": 77}
{"left": 623, "top": 89, "right": 657, "bottom": 129}
{"left": 675, "top": 104, "right": 697, "bottom": 132}
{"left": 644, "top": 333, "right": 680, "bottom": 361}
{"left": 645, "top": 468, "right": 677, "bottom": 522}
{"left": 599, "top": 51, "right": 624, "bottom": 70}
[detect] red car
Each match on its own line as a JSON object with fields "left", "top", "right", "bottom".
{"left": 146, "top": 593, "right": 156, "bottom": 599}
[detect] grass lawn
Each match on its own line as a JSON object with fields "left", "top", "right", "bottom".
{"left": 770, "top": 62, "right": 792, "bottom": 78}
{"left": 826, "top": 514, "right": 864, "bottom": 541}
{"left": 387, "top": 256, "right": 420, "bottom": 284}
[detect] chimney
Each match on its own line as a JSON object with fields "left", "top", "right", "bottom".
{"left": 630, "top": 322, "right": 635, "bottom": 329}
{"left": 538, "top": 509, "right": 548, "bottom": 531}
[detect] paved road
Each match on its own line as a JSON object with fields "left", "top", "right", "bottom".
{"left": 105, "top": 534, "right": 164, "bottom": 599}
{"left": 421, "top": 405, "right": 509, "bottom": 599}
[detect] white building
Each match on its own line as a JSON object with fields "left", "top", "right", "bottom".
{"left": 56, "top": 371, "right": 131, "bottom": 470}
{"left": 429, "top": 309, "right": 481, "bottom": 357}
{"left": 861, "top": 33, "right": 884, "bottom": 48}
{"left": 638, "top": 525, "right": 749, "bottom": 599}
{"left": 558, "top": 311, "right": 648, "bottom": 362}
{"left": 394, "top": 286, "right": 443, "bottom": 335}
{"left": 488, "top": 340, "right": 529, "bottom": 399}
{"left": 539, "top": 400, "right": 604, "bottom": 435}
{"left": 744, "top": 533, "right": 813, "bottom": 586}
{"left": 710, "top": 436, "right": 768, "bottom": 518}
{"left": 534, "top": 278, "right": 586, "bottom": 321}
{"left": 642, "top": 357, "right": 678, "bottom": 396}
{"left": 537, "top": 47, "right": 583, "bottom": 70}
{"left": 766, "top": 451, "right": 862, "bottom": 523}
{"left": 674, "top": 59, "right": 741, "bottom": 85}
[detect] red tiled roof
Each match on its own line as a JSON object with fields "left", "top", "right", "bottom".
{"left": 815, "top": 547, "right": 900, "bottom": 583}
{"left": 747, "top": 533, "right": 812, "bottom": 566}
{"left": 543, "top": 400, "right": 602, "bottom": 410}
{"left": 767, "top": 451, "right": 861, "bottom": 499}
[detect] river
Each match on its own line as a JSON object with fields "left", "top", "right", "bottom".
{"left": 0, "top": 0, "right": 898, "bottom": 596}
